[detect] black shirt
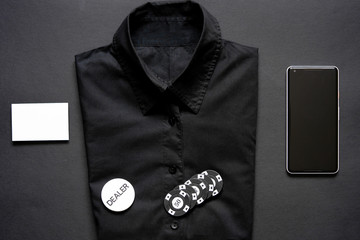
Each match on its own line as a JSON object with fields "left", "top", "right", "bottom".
{"left": 75, "top": 1, "right": 258, "bottom": 240}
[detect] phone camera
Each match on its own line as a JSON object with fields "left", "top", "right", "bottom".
{"left": 294, "top": 70, "right": 296, "bottom": 72}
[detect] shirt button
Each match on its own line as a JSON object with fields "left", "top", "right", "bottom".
{"left": 168, "top": 165, "right": 177, "bottom": 174}
{"left": 170, "top": 221, "right": 179, "bottom": 230}
{"left": 168, "top": 116, "right": 177, "bottom": 126}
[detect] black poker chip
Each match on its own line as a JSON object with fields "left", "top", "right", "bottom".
{"left": 164, "top": 189, "right": 191, "bottom": 217}
{"left": 191, "top": 174, "right": 214, "bottom": 199}
{"left": 201, "top": 170, "right": 223, "bottom": 197}
{"left": 173, "top": 184, "right": 197, "bottom": 209}
{"left": 184, "top": 178, "right": 207, "bottom": 205}
{"left": 163, "top": 169, "right": 224, "bottom": 217}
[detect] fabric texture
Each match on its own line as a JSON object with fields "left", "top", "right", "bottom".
{"left": 75, "top": 1, "right": 258, "bottom": 239}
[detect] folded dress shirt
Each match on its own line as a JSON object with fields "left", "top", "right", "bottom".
{"left": 75, "top": 1, "right": 258, "bottom": 239}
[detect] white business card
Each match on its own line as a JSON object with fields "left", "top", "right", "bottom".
{"left": 11, "top": 103, "right": 69, "bottom": 141}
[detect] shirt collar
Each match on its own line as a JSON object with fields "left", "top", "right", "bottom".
{"left": 112, "top": 1, "right": 222, "bottom": 115}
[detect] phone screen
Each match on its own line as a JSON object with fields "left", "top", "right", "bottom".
{"left": 287, "top": 67, "right": 339, "bottom": 173}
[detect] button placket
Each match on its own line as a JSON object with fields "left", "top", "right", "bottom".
{"left": 161, "top": 102, "right": 184, "bottom": 236}
{"left": 162, "top": 102, "right": 184, "bottom": 186}
{"left": 167, "top": 103, "right": 179, "bottom": 126}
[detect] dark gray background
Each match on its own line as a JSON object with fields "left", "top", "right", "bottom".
{"left": 1, "top": 0, "right": 359, "bottom": 239}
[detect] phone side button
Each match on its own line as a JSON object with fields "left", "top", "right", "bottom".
{"left": 338, "top": 107, "right": 340, "bottom": 121}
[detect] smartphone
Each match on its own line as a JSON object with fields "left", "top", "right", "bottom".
{"left": 286, "top": 66, "right": 339, "bottom": 174}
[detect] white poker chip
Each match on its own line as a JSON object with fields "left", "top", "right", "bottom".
{"left": 101, "top": 178, "right": 135, "bottom": 212}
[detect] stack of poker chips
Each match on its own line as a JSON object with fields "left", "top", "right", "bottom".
{"left": 163, "top": 170, "right": 223, "bottom": 217}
